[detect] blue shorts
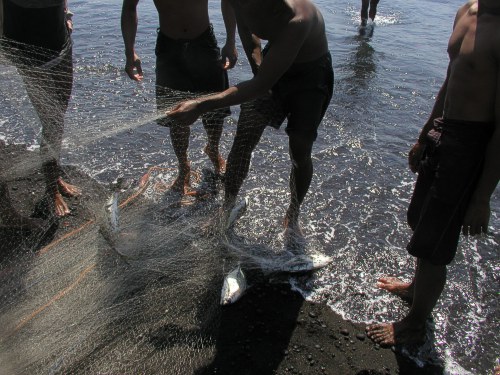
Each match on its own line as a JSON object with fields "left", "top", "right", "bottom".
{"left": 407, "top": 117, "right": 494, "bottom": 265}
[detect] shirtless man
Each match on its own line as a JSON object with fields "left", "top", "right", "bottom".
{"left": 2, "top": 0, "right": 80, "bottom": 218}
{"left": 167, "top": 0, "right": 334, "bottom": 235}
{"left": 367, "top": 0, "right": 500, "bottom": 346}
{"left": 121, "top": 0, "right": 237, "bottom": 194}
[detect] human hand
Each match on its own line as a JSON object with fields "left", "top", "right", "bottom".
{"left": 408, "top": 142, "right": 426, "bottom": 173}
{"left": 167, "top": 100, "right": 202, "bottom": 126}
{"left": 124, "top": 53, "right": 143, "bottom": 81}
{"left": 221, "top": 43, "right": 238, "bottom": 70}
{"left": 65, "top": 9, "right": 74, "bottom": 34}
{"left": 462, "top": 199, "right": 490, "bottom": 236}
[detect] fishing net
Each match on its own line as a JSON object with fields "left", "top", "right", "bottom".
{"left": 0, "top": 38, "right": 330, "bottom": 374}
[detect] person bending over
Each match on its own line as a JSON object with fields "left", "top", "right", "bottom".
{"left": 167, "top": 0, "right": 334, "bottom": 237}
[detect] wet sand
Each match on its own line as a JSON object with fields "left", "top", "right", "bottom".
{"left": 0, "top": 144, "right": 443, "bottom": 375}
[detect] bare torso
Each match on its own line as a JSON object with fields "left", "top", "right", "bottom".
{"left": 230, "top": 0, "right": 328, "bottom": 63}
{"left": 444, "top": 3, "right": 500, "bottom": 122}
{"left": 153, "top": 0, "right": 210, "bottom": 39}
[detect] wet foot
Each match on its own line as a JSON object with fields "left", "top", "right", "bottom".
{"left": 283, "top": 212, "right": 303, "bottom": 234}
{"left": 366, "top": 320, "right": 426, "bottom": 347}
{"left": 57, "top": 177, "right": 81, "bottom": 198}
{"left": 377, "top": 276, "right": 414, "bottom": 303}
{"left": 170, "top": 165, "right": 191, "bottom": 195}
{"left": 54, "top": 191, "right": 71, "bottom": 217}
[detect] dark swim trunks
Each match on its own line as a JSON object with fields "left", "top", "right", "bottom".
{"left": 155, "top": 25, "right": 230, "bottom": 126}
{"left": 240, "top": 46, "right": 334, "bottom": 142}
{"left": 2, "top": 0, "right": 70, "bottom": 64}
{"left": 407, "top": 117, "right": 494, "bottom": 265}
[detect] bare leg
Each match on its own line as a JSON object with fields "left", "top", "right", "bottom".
{"left": 361, "top": 0, "right": 370, "bottom": 25}
{"left": 202, "top": 117, "right": 226, "bottom": 175}
{"left": 284, "top": 134, "right": 314, "bottom": 233}
{"left": 169, "top": 123, "right": 191, "bottom": 194}
{"left": 367, "top": 258, "right": 446, "bottom": 346}
{"left": 223, "top": 105, "right": 266, "bottom": 211}
{"left": 22, "top": 41, "right": 76, "bottom": 217}
{"left": 369, "top": 0, "right": 380, "bottom": 21}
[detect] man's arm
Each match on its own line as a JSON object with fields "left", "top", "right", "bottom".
{"left": 64, "top": 0, "right": 73, "bottom": 34}
{"left": 408, "top": 5, "right": 470, "bottom": 173}
{"left": 408, "top": 70, "right": 448, "bottom": 173}
{"left": 121, "top": 0, "right": 143, "bottom": 81}
{"left": 220, "top": 0, "right": 238, "bottom": 70}
{"left": 462, "top": 65, "right": 500, "bottom": 235}
{"left": 167, "top": 16, "right": 312, "bottom": 125}
{"left": 231, "top": 8, "right": 262, "bottom": 75}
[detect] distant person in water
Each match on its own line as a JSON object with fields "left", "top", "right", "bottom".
{"left": 361, "top": 0, "right": 380, "bottom": 26}
{"left": 167, "top": 0, "right": 334, "bottom": 237}
{"left": 367, "top": 0, "right": 500, "bottom": 346}
{"left": 121, "top": 0, "right": 237, "bottom": 195}
{"left": 1, "top": 0, "right": 81, "bottom": 218}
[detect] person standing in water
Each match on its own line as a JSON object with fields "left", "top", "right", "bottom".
{"left": 121, "top": 0, "right": 237, "bottom": 195}
{"left": 361, "top": 0, "right": 380, "bottom": 26}
{"left": 1, "top": 0, "right": 80, "bottom": 218}
{"left": 167, "top": 0, "right": 334, "bottom": 238}
{"left": 367, "top": 0, "right": 500, "bottom": 346}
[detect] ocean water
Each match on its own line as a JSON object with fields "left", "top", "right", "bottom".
{"left": 0, "top": 0, "right": 498, "bottom": 374}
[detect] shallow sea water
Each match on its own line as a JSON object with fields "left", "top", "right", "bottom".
{"left": 0, "top": 0, "right": 498, "bottom": 374}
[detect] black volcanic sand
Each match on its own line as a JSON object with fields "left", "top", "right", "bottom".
{"left": 0, "top": 144, "right": 443, "bottom": 375}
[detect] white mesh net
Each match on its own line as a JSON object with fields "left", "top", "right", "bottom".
{"left": 0, "top": 36, "right": 329, "bottom": 374}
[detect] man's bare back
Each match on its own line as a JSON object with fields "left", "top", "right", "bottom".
{"left": 228, "top": 0, "right": 328, "bottom": 64}
{"left": 153, "top": 0, "right": 210, "bottom": 39}
{"left": 445, "top": 0, "right": 500, "bottom": 122}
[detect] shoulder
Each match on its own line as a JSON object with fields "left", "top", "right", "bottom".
{"left": 289, "top": 0, "right": 319, "bottom": 31}
{"left": 454, "top": 1, "right": 476, "bottom": 26}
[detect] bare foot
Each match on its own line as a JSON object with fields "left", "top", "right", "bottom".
{"left": 283, "top": 215, "right": 303, "bottom": 235}
{"left": 204, "top": 145, "right": 226, "bottom": 175}
{"left": 366, "top": 320, "right": 426, "bottom": 347}
{"left": 54, "top": 191, "right": 71, "bottom": 217}
{"left": 170, "top": 172, "right": 190, "bottom": 195}
{"left": 57, "top": 177, "right": 82, "bottom": 197}
{"left": 494, "top": 365, "right": 500, "bottom": 375}
{"left": 377, "top": 276, "right": 414, "bottom": 303}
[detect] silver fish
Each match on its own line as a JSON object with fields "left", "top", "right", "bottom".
{"left": 220, "top": 264, "right": 248, "bottom": 305}
{"left": 225, "top": 197, "right": 249, "bottom": 230}
{"left": 261, "top": 252, "right": 333, "bottom": 274}
{"left": 105, "top": 191, "right": 119, "bottom": 234}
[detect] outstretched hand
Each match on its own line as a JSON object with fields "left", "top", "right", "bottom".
{"left": 125, "top": 53, "right": 143, "bottom": 81}
{"left": 408, "top": 142, "right": 426, "bottom": 173}
{"left": 167, "top": 100, "right": 202, "bottom": 126}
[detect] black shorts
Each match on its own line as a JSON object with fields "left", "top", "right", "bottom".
{"left": 2, "top": 0, "right": 69, "bottom": 64}
{"left": 240, "top": 49, "right": 334, "bottom": 142}
{"left": 155, "top": 26, "right": 230, "bottom": 126}
{"left": 406, "top": 117, "right": 494, "bottom": 265}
